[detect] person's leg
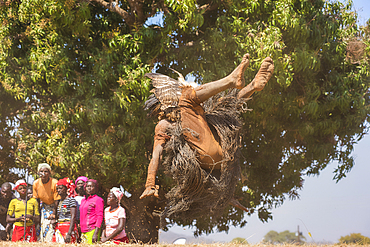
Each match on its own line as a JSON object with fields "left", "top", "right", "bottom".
{"left": 195, "top": 53, "right": 250, "bottom": 103}
{"left": 237, "top": 57, "right": 274, "bottom": 99}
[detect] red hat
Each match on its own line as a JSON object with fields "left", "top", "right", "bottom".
{"left": 57, "top": 178, "right": 76, "bottom": 197}
{"left": 13, "top": 179, "right": 27, "bottom": 191}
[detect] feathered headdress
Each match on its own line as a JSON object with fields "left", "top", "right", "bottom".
{"left": 144, "top": 70, "right": 197, "bottom": 119}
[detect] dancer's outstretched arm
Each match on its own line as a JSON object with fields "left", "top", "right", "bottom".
{"left": 140, "top": 120, "right": 170, "bottom": 199}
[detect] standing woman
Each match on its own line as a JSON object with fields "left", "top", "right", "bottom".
{"left": 101, "top": 187, "right": 129, "bottom": 244}
{"left": 79, "top": 179, "right": 104, "bottom": 244}
{"left": 52, "top": 178, "right": 79, "bottom": 243}
{"left": 7, "top": 180, "right": 39, "bottom": 242}
{"left": 32, "top": 163, "right": 60, "bottom": 242}
{"left": 74, "top": 176, "right": 88, "bottom": 207}
{"left": 74, "top": 176, "right": 87, "bottom": 242}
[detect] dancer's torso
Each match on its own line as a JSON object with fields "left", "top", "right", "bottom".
{"left": 155, "top": 87, "right": 223, "bottom": 169}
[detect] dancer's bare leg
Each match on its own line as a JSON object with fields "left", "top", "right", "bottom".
{"left": 195, "top": 53, "right": 250, "bottom": 103}
{"left": 237, "top": 57, "right": 274, "bottom": 99}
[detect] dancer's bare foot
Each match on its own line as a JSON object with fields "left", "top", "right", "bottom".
{"left": 252, "top": 57, "right": 274, "bottom": 91}
{"left": 232, "top": 53, "right": 250, "bottom": 89}
{"left": 237, "top": 57, "right": 274, "bottom": 99}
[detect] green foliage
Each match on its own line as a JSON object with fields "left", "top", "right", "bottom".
{"left": 0, "top": 0, "right": 369, "bottom": 241}
{"left": 263, "top": 230, "right": 305, "bottom": 244}
{"left": 231, "top": 237, "right": 248, "bottom": 244}
{"left": 339, "top": 233, "right": 370, "bottom": 245}
{"left": 0, "top": 78, "right": 24, "bottom": 185}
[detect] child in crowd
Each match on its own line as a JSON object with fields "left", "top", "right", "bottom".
{"left": 52, "top": 178, "right": 79, "bottom": 243}
{"left": 80, "top": 179, "right": 104, "bottom": 244}
{"left": 27, "top": 187, "right": 33, "bottom": 200}
{"left": 101, "top": 187, "right": 129, "bottom": 244}
{"left": 6, "top": 180, "right": 39, "bottom": 242}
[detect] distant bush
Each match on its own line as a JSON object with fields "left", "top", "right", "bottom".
{"left": 263, "top": 230, "right": 305, "bottom": 244}
{"left": 231, "top": 237, "right": 248, "bottom": 244}
{"left": 338, "top": 233, "right": 370, "bottom": 245}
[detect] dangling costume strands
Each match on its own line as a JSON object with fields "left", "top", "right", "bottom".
{"left": 161, "top": 89, "right": 248, "bottom": 221}
{"left": 141, "top": 54, "right": 274, "bottom": 223}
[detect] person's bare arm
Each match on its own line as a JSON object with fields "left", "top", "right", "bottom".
{"left": 92, "top": 226, "right": 101, "bottom": 243}
{"left": 5, "top": 223, "right": 12, "bottom": 234}
{"left": 101, "top": 218, "right": 125, "bottom": 243}
{"left": 139, "top": 142, "right": 164, "bottom": 199}
{"left": 65, "top": 206, "right": 76, "bottom": 243}
{"left": 140, "top": 120, "right": 170, "bottom": 199}
{"left": 6, "top": 214, "right": 24, "bottom": 224}
{"left": 50, "top": 200, "right": 59, "bottom": 223}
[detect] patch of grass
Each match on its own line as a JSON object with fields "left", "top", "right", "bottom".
{"left": 0, "top": 243, "right": 365, "bottom": 247}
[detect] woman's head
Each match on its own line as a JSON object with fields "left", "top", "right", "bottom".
{"left": 17, "top": 185, "right": 27, "bottom": 197}
{"left": 27, "top": 187, "right": 33, "bottom": 199}
{"left": 14, "top": 179, "right": 27, "bottom": 197}
{"left": 56, "top": 184, "right": 67, "bottom": 197}
{"left": 107, "top": 187, "right": 123, "bottom": 206}
{"left": 107, "top": 192, "right": 118, "bottom": 206}
{"left": 85, "top": 179, "right": 98, "bottom": 196}
{"left": 38, "top": 163, "right": 51, "bottom": 180}
{"left": 57, "top": 178, "right": 76, "bottom": 198}
{"left": 75, "top": 176, "right": 88, "bottom": 195}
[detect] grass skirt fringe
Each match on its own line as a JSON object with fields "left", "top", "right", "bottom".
{"left": 161, "top": 89, "right": 249, "bottom": 222}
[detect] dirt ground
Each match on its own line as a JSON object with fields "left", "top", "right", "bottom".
{"left": 0, "top": 243, "right": 364, "bottom": 247}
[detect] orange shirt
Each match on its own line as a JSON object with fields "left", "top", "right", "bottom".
{"left": 33, "top": 178, "right": 60, "bottom": 205}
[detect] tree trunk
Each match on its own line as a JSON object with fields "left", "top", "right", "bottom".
{"left": 124, "top": 190, "right": 163, "bottom": 243}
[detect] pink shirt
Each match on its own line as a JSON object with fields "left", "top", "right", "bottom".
{"left": 104, "top": 206, "right": 126, "bottom": 239}
{"left": 80, "top": 194, "right": 104, "bottom": 233}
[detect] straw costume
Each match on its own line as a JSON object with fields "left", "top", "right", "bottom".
{"left": 140, "top": 54, "right": 274, "bottom": 221}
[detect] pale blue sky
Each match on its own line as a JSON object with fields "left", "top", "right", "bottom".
{"left": 160, "top": 0, "right": 370, "bottom": 244}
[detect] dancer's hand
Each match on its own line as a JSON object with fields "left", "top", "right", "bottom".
{"left": 139, "top": 185, "right": 159, "bottom": 199}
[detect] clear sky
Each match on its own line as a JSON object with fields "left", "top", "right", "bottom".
{"left": 160, "top": 0, "right": 370, "bottom": 244}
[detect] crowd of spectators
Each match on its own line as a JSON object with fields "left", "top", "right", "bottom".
{"left": 0, "top": 163, "right": 128, "bottom": 244}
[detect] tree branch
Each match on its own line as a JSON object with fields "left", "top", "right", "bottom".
{"left": 127, "top": 0, "right": 145, "bottom": 24}
{"left": 198, "top": 2, "right": 220, "bottom": 13}
{"left": 90, "top": 0, "right": 135, "bottom": 27}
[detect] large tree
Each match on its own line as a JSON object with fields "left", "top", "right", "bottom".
{"left": 0, "top": 0, "right": 369, "bottom": 242}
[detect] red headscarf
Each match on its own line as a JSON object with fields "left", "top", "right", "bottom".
{"left": 57, "top": 177, "right": 77, "bottom": 197}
